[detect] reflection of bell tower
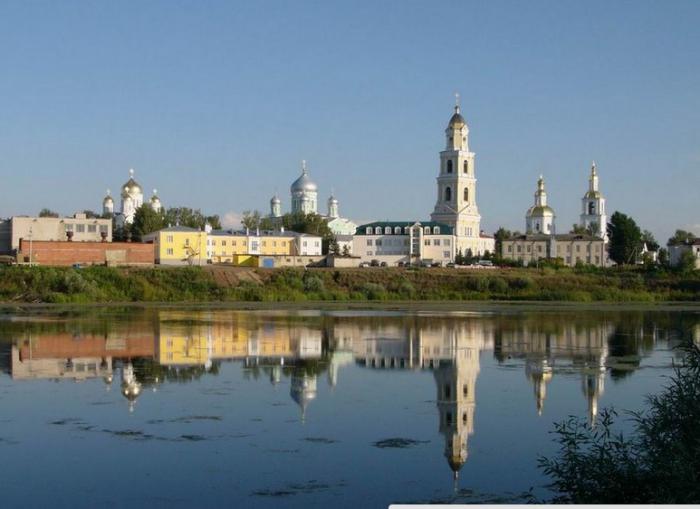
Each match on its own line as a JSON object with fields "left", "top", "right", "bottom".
{"left": 434, "top": 335, "right": 479, "bottom": 482}
{"left": 582, "top": 346, "right": 607, "bottom": 427}
{"left": 526, "top": 358, "right": 553, "bottom": 416}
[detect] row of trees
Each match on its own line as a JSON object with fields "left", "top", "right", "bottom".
{"left": 117, "top": 206, "right": 222, "bottom": 241}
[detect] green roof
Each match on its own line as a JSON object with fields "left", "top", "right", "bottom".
{"left": 356, "top": 221, "right": 453, "bottom": 235}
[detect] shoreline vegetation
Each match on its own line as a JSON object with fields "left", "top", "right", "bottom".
{"left": 0, "top": 265, "right": 698, "bottom": 305}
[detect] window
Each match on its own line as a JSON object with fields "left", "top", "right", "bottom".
{"left": 394, "top": 226, "right": 401, "bottom": 234}
{"left": 88, "top": 224, "right": 97, "bottom": 233}
{"left": 444, "top": 186, "right": 452, "bottom": 202}
{"left": 463, "top": 385, "right": 468, "bottom": 397}
{"left": 507, "top": 245, "right": 513, "bottom": 253}
{"left": 444, "top": 239, "right": 450, "bottom": 246}
{"left": 424, "top": 239, "right": 430, "bottom": 246}
{"left": 375, "top": 227, "right": 382, "bottom": 234}
{"left": 185, "top": 238, "right": 190, "bottom": 246}
{"left": 166, "top": 248, "right": 174, "bottom": 255}
{"left": 376, "top": 239, "right": 382, "bottom": 246}
{"left": 446, "top": 160, "right": 453, "bottom": 173}
{"left": 366, "top": 227, "right": 372, "bottom": 234}
{"left": 527, "top": 245, "right": 531, "bottom": 253}
{"left": 433, "top": 239, "right": 440, "bottom": 246}
{"left": 167, "top": 235, "right": 174, "bottom": 243}
{"left": 463, "top": 161, "right": 468, "bottom": 173}
{"left": 463, "top": 187, "right": 469, "bottom": 202}
{"left": 444, "top": 384, "right": 451, "bottom": 398}
{"left": 517, "top": 245, "right": 522, "bottom": 253}
{"left": 403, "top": 227, "right": 409, "bottom": 234}
{"left": 76, "top": 224, "right": 85, "bottom": 233}
{"left": 367, "top": 239, "right": 373, "bottom": 246}
{"left": 588, "top": 202, "right": 595, "bottom": 214}
{"left": 433, "top": 226, "right": 440, "bottom": 234}
{"left": 366, "top": 251, "right": 373, "bottom": 256}
{"left": 222, "top": 241, "right": 227, "bottom": 246}
{"left": 538, "top": 245, "right": 543, "bottom": 253}
{"left": 444, "top": 251, "right": 450, "bottom": 258}
{"left": 315, "top": 241, "right": 320, "bottom": 247}
{"left": 384, "top": 226, "right": 391, "bottom": 234}
{"left": 212, "top": 240, "right": 217, "bottom": 246}
{"left": 303, "top": 241, "right": 307, "bottom": 247}
{"left": 424, "top": 227, "right": 430, "bottom": 235}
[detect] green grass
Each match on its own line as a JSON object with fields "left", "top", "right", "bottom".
{"left": 0, "top": 265, "right": 697, "bottom": 304}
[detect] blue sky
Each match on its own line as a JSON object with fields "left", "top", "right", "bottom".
{"left": 0, "top": 0, "right": 698, "bottom": 242}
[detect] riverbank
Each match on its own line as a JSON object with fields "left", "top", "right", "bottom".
{"left": 0, "top": 265, "right": 698, "bottom": 304}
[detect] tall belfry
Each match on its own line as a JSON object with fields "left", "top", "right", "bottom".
{"left": 430, "top": 95, "right": 489, "bottom": 254}
{"left": 580, "top": 162, "right": 607, "bottom": 240}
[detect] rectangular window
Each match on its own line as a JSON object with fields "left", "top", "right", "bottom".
{"left": 166, "top": 248, "right": 174, "bottom": 255}
{"left": 367, "top": 239, "right": 373, "bottom": 246}
{"left": 424, "top": 239, "right": 430, "bottom": 246}
{"left": 88, "top": 224, "right": 97, "bottom": 233}
{"left": 185, "top": 238, "right": 190, "bottom": 246}
{"left": 167, "top": 235, "right": 174, "bottom": 243}
{"left": 376, "top": 239, "right": 382, "bottom": 247}
{"left": 517, "top": 245, "right": 522, "bottom": 253}
{"left": 366, "top": 251, "right": 373, "bottom": 256}
{"left": 222, "top": 241, "right": 227, "bottom": 246}
{"left": 433, "top": 239, "right": 440, "bottom": 246}
{"left": 212, "top": 240, "right": 216, "bottom": 246}
{"left": 537, "top": 245, "right": 543, "bottom": 253}
{"left": 76, "top": 224, "right": 85, "bottom": 233}
{"left": 443, "top": 251, "right": 450, "bottom": 258}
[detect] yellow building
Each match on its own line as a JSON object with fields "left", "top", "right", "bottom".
{"left": 207, "top": 230, "right": 299, "bottom": 264}
{"left": 144, "top": 226, "right": 208, "bottom": 266}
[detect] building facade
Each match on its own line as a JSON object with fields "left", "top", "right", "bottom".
{"left": 143, "top": 226, "right": 208, "bottom": 266}
{"left": 0, "top": 214, "right": 112, "bottom": 253}
{"left": 501, "top": 233, "right": 608, "bottom": 267}
{"left": 668, "top": 240, "right": 700, "bottom": 269}
{"left": 353, "top": 221, "right": 456, "bottom": 266}
{"left": 206, "top": 229, "right": 322, "bottom": 265}
{"left": 17, "top": 239, "right": 154, "bottom": 266}
{"left": 430, "top": 99, "right": 494, "bottom": 256}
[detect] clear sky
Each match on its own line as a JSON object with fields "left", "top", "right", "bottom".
{"left": 0, "top": 0, "right": 698, "bottom": 243}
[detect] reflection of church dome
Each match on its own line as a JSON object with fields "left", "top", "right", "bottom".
{"left": 447, "top": 455, "right": 466, "bottom": 476}
{"left": 290, "top": 372, "right": 317, "bottom": 421}
{"left": 121, "top": 363, "right": 142, "bottom": 412}
{"left": 121, "top": 381, "right": 142, "bottom": 400}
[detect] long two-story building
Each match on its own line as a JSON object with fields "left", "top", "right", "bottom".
{"left": 352, "top": 221, "right": 456, "bottom": 266}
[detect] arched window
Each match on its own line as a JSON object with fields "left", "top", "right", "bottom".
{"left": 444, "top": 186, "right": 452, "bottom": 202}
{"left": 424, "top": 227, "right": 430, "bottom": 235}
{"left": 384, "top": 226, "right": 391, "bottom": 234}
{"left": 433, "top": 226, "right": 440, "bottom": 234}
{"left": 446, "top": 160, "right": 453, "bottom": 173}
{"left": 375, "top": 227, "right": 382, "bottom": 235}
{"left": 366, "top": 227, "right": 372, "bottom": 234}
{"left": 463, "top": 161, "right": 468, "bottom": 173}
{"left": 588, "top": 202, "right": 595, "bottom": 214}
{"left": 463, "top": 187, "right": 469, "bottom": 202}
{"left": 394, "top": 226, "right": 401, "bottom": 234}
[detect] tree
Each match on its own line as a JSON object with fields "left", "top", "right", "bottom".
{"left": 328, "top": 237, "right": 340, "bottom": 255}
{"left": 38, "top": 208, "right": 59, "bottom": 218}
{"left": 678, "top": 249, "right": 698, "bottom": 273}
{"left": 241, "top": 210, "right": 262, "bottom": 231}
{"left": 164, "top": 207, "right": 212, "bottom": 230}
{"left": 82, "top": 210, "right": 101, "bottom": 219}
{"left": 464, "top": 248, "right": 475, "bottom": 265}
{"left": 341, "top": 244, "right": 351, "bottom": 257}
{"left": 657, "top": 247, "right": 669, "bottom": 267}
{"left": 607, "top": 211, "right": 642, "bottom": 265}
{"left": 668, "top": 229, "right": 697, "bottom": 246}
{"left": 131, "top": 205, "right": 166, "bottom": 241}
{"left": 570, "top": 224, "right": 587, "bottom": 234}
{"left": 494, "top": 227, "right": 512, "bottom": 257}
{"left": 641, "top": 230, "right": 660, "bottom": 251}
{"left": 205, "top": 215, "right": 222, "bottom": 230}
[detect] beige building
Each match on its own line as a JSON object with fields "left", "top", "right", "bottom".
{"left": 501, "top": 233, "right": 608, "bottom": 267}
{"left": 353, "top": 221, "right": 456, "bottom": 266}
{"left": 0, "top": 213, "right": 112, "bottom": 253}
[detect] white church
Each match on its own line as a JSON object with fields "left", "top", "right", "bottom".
{"left": 102, "top": 169, "right": 163, "bottom": 227}
{"left": 268, "top": 160, "right": 357, "bottom": 236}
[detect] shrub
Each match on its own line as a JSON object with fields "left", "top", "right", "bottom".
{"left": 359, "top": 282, "right": 387, "bottom": 300}
{"left": 539, "top": 342, "right": 700, "bottom": 503}
{"left": 488, "top": 277, "right": 508, "bottom": 293}
{"left": 509, "top": 276, "right": 535, "bottom": 290}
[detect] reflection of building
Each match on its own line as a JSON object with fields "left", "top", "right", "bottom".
{"left": 121, "top": 362, "right": 142, "bottom": 413}
{"left": 290, "top": 371, "right": 318, "bottom": 422}
{"left": 525, "top": 358, "right": 553, "bottom": 416}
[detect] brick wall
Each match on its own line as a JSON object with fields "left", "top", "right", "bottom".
{"left": 18, "top": 240, "right": 154, "bottom": 266}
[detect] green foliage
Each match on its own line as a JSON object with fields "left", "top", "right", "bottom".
{"left": 358, "top": 282, "right": 387, "bottom": 300}
{"left": 678, "top": 249, "right": 698, "bottom": 274}
{"left": 131, "top": 205, "right": 166, "bottom": 241}
{"left": 668, "top": 229, "right": 697, "bottom": 246}
{"left": 608, "top": 211, "right": 642, "bottom": 265}
{"left": 539, "top": 343, "right": 700, "bottom": 504}
{"left": 241, "top": 210, "right": 262, "bottom": 230}
{"left": 164, "top": 207, "right": 218, "bottom": 231}
{"left": 38, "top": 208, "right": 59, "bottom": 218}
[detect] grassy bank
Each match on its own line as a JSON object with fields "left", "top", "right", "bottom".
{"left": 0, "top": 265, "right": 698, "bottom": 304}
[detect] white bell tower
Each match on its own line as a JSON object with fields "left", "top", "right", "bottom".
{"left": 580, "top": 162, "right": 607, "bottom": 240}
{"left": 430, "top": 95, "right": 483, "bottom": 253}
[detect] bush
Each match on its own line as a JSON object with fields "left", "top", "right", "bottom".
{"left": 509, "top": 276, "right": 535, "bottom": 290}
{"left": 488, "top": 277, "right": 508, "bottom": 293}
{"left": 358, "top": 282, "right": 387, "bottom": 300}
{"left": 539, "top": 342, "right": 700, "bottom": 503}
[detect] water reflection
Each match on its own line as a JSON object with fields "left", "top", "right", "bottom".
{"left": 0, "top": 307, "right": 697, "bottom": 488}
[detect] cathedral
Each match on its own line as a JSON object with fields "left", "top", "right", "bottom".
{"left": 102, "top": 168, "right": 162, "bottom": 227}
{"left": 268, "top": 160, "right": 357, "bottom": 236}
{"left": 430, "top": 98, "right": 495, "bottom": 255}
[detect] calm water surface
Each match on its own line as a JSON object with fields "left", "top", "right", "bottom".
{"left": 0, "top": 305, "right": 698, "bottom": 508}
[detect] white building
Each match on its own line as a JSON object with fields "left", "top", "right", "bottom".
{"left": 668, "top": 240, "right": 700, "bottom": 269}
{"left": 526, "top": 175, "right": 556, "bottom": 235}
{"left": 103, "top": 168, "right": 162, "bottom": 227}
{"left": 353, "top": 221, "right": 456, "bottom": 266}
{"left": 430, "top": 98, "right": 494, "bottom": 256}
{"left": 580, "top": 162, "right": 607, "bottom": 240}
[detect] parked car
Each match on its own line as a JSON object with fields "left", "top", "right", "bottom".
{"left": 359, "top": 262, "right": 371, "bottom": 268}
{"left": 478, "top": 260, "right": 494, "bottom": 267}
{"left": 431, "top": 261, "right": 442, "bottom": 268}
{"left": 380, "top": 261, "right": 388, "bottom": 267}
{"left": 397, "top": 261, "right": 406, "bottom": 267}
{"left": 0, "top": 255, "right": 16, "bottom": 266}
{"left": 446, "top": 262, "right": 456, "bottom": 268}
{"left": 370, "top": 259, "right": 380, "bottom": 267}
